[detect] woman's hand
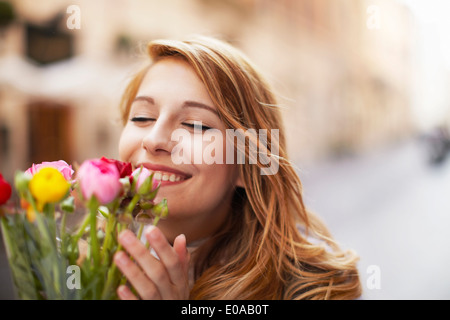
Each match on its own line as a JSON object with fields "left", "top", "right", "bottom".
{"left": 113, "top": 226, "right": 190, "bottom": 300}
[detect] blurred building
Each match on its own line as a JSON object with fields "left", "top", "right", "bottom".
{"left": 237, "top": 0, "right": 415, "bottom": 163}
{"left": 0, "top": 0, "right": 416, "bottom": 182}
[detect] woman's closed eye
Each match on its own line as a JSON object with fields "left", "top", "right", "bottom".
{"left": 130, "top": 117, "right": 213, "bottom": 131}
{"left": 130, "top": 116, "right": 156, "bottom": 123}
{"left": 182, "top": 122, "right": 212, "bottom": 131}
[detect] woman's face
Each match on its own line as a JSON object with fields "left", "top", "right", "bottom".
{"left": 119, "top": 57, "right": 241, "bottom": 243}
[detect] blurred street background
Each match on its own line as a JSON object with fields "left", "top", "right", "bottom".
{"left": 1, "top": 0, "right": 450, "bottom": 299}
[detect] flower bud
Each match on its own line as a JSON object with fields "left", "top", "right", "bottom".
{"left": 139, "top": 201, "right": 154, "bottom": 210}
{"left": 132, "top": 167, "right": 159, "bottom": 199}
{"left": 14, "top": 171, "right": 31, "bottom": 194}
{"left": 60, "top": 196, "right": 75, "bottom": 213}
{"left": 152, "top": 198, "right": 168, "bottom": 219}
{"left": 119, "top": 176, "right": 131, "bottom": 194}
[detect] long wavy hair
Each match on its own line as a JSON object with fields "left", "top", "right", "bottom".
{"left": 119, "top": 35, "right": 362, "bottom": 300}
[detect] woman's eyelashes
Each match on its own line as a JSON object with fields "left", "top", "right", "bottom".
{"left": 130, "top": 116, "right": 213, "bottom": 131}
{"left": 182, "top": 122, "right": 212, "bottom": 131}
{"left": 130, "top": 116, "right": 155, "bottom": 123}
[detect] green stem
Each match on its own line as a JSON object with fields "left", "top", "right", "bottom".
{"left": 89, "top": 204, "right": 100, "bottom": 269}
{"left": 34, "top": 210, "right": 61, "bottom": 298}
{"left": 72, "top": 212, "right": 90, "bottom": 245}
{"left": 1, "top": 216, "right": 40, "bottom": 299}
{"left": 101, "top": 210, "right": 115, "bottom": 262}
{"left": 43, "top": 203, "right": 58, "bottom": 255}
{"left": 117, "top": 223, "right": 147, "bottom": 288}
{"left": 101, "top": 222, "right": 126, "bottom": 300}
{"left": 60, "top": 211, "right": 67, "bottom": 236}
{"left": 126, "top": 194, "right": 140, "bottom": 214}
{"left": 60, "top": 211, "right": 67, "bottom": 253}
{"left": 144, "top": 214, "right": 163, "bottom": 249}
{"left": 152, "top": 215, "right": 161, "bottom": 227}
{"left": 136, "top": 223, "right": 145, "bottom": 243}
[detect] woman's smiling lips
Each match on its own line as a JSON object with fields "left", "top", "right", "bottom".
{"left": 135, "top": 163, "right": 192, "bottom": 186}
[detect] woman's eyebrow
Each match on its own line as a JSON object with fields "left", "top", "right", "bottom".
{"left": 182, "top": 100, "right": 219, "bottom": 117}
{"left": 133, "top": 96, "right": 155, "bottom": 104}
{"left": 133, "top": 96, "right": 219, "bottom": 117}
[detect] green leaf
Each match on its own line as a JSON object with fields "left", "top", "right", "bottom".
{"left": 1, "top": 215, "right": 40, "bottom": 299}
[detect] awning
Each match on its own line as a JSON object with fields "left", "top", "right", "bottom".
{"left": 0, "top": 54, "right": 142, "bottom": 101}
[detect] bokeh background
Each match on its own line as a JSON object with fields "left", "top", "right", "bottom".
{"left": 1, "top": 0, "right": 449, "bottom": 299}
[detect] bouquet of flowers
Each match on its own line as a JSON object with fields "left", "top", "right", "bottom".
{"left": 0, "top": 158, "right": 168, "bottom": 300}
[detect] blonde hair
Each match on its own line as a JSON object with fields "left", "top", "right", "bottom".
{"left": 119, "top": 35, "right": 362, "bottom": 300}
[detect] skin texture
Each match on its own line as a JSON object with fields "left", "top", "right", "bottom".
{"left": 114, "top": 227, "right": 190, "bottom": 300}
{"left": 115, "top": 57, "right": 241, "bottom": 299}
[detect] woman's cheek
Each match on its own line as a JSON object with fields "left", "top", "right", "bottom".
{"left": 118, "top": 126, "right": 140, "bottom": 162}
{"left": 171, "top": 131, "right": 200, "bottom": 165}
{"left": 171, "top": 128, "right": 227, "bottom": 166}
{"left": 202, "top": 129, "right": 226, "bottom": 165}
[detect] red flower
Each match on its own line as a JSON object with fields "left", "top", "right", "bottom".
{"left": 100, "top": 157, "right": 132, "bottom": 179}
{"left": 0, "top": 173, "right": 12, "bottom": 205}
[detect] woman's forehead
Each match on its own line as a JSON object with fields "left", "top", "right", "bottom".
{"left": 134, "top": 59, "right": 224, "bottom": 118}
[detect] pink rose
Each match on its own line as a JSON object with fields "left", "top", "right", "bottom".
{"left": 25, "top": 160, "right": 74, "bottom": 181}
{"left": 77, "top": 158, "right": 122, "bottom": 205}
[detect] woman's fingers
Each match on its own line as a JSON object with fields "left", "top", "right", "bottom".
{"left": 115, "top": 229, "right": 168, "bottom": 299}
{"left": 117, "top": 284, "right": 139, "bottom": 300}
{"left": 114, "top": 249, "right": 161, "bottom": 299}
{"left": 173, "top": 233, "right": 190, "bottom": 267}
{"left": 145, "top": 226, "right": 190, "bottom": 290}
{"left": 114, "top": 228, "right": 190, "bottom": 300}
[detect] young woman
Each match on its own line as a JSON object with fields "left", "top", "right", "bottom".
{"left": 114, "top": 35, "right": 362, "bottom": 300}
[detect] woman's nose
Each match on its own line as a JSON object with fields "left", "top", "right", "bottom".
{"left": 141, "top": 117, "right": 176, "bottom": 156}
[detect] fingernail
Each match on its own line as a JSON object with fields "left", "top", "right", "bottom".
{"left": 114, "top": 252, "right": 128, "bottom": 266}
{"left": 118, "top": 285, "right": 130, "bottom": 299}
{"left": 180, "top": 234, "right": 188, "bottom": 252}
{"left": 120, "top": 230, "right": 134, "bottom": 245}
{"left": 145, "top": 225, "right": 157, "bottom": 240}
{"left": 179, "top": 234, "right": 186, "bottom": 244}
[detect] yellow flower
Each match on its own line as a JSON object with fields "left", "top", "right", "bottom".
{"left": 29, "top": 167, "right": 70, "bottom": 211}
